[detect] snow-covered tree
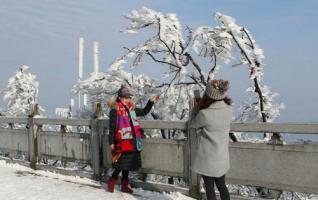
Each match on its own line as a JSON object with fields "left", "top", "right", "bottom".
{"left": 71, "top": 66, "right": 196, "bottom": 140}
{"left": 71, "top": 68, "right": 155, "bottom": 118}
{"left": 110, "top": 7, "right": 284, "bottom": 130}
{"left": 71, "top": 67, "right": 193, "bottom": 121}
{"left": 212, "top": 13, "right": 284, "bottom": 123}
{"left": 2, "top": 65, "right": 41, "bottom": 117}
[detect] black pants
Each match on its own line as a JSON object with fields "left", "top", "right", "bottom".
{"left": 112, "top": 169, "right": 129, "bottom": 180}
{"left": 202, "top": 175, "right": 230, "bottom": 200}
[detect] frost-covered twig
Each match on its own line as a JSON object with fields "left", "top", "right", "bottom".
{"left": 184, "top": 52, "right": 207, "bottom": 85}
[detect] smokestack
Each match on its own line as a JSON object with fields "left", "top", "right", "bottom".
{"left": 93, "top": 41, "right": 99, "bottom": 75}
{"left": 78, "top": 37, "right": 84, "bottom": 108}
{"left": 79, "top": 37, "right": 84, "bottom": 79}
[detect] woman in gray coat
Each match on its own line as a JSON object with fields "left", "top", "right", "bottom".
{"left": 189, "top": 79, "right": 233, "bottom": 200}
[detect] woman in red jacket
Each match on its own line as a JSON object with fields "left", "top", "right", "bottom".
{"left": 107, "top": 84, "right": 159, "bottom": 193}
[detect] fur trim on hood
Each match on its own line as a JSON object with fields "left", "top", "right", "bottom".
{"left": 107, "top": 100, "right": 118, "bottom": 110}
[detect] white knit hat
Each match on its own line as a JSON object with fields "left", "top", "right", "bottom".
{"left": 205, "top": 79, "right": 230, "bottom": 100}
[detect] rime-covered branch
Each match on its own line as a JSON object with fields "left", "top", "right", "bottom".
{"left": 146, "top": 51, "right": 181, "bottom": 69}
{"left": 229, "top": 31, "right": 267, "bottom": 122}
{"left": 155, "top": 82, "right": 197, "bottom": 88}
{"left": 184, "top": 52, "right": 207, "bottom": 85}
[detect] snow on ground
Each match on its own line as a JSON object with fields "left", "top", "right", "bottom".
{"left": 0, "top": 160, "right": 194, "bottom": 200}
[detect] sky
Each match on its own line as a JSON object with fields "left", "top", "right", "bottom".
{"left": 0, "top": 0, "right": 318, "bottom": 124}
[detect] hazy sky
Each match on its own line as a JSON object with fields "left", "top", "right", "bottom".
{"left": 0, "top": 0, "right": 318, "bottom": 124}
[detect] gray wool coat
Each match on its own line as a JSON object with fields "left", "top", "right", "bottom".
{"left": 189, "top": 101, "right": 233, "bottom": 177}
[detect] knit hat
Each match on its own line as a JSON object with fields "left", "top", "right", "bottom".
{"left": 117, "top": 84, "right": 133, "bottom": 97}
{"left": 205, "top": 79, "right": 230, "bottom": 100}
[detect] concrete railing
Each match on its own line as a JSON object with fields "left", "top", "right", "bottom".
{"left": 0, "top": 114, "right": 318, "bottom": 198}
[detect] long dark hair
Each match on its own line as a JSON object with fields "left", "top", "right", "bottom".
{"left": 197, "top": 93, "right": 232, "bottom": 110}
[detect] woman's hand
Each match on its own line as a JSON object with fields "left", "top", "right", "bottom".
{"left": 110, "top": 144, "right": 115, "bottom": 151}
{"left": 150, "top": 95, "right": 160, "bottom": 103}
